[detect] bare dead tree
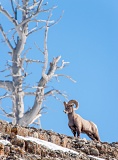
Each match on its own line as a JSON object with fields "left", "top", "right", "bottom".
{"left": 0, "top": 0, "right": 75, "bottom": 127}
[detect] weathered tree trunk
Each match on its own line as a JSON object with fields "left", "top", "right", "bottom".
{"left": 12, "top": 41, "right": 26, "bottom": 124}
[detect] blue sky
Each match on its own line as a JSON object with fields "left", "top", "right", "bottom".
{"left": 0, "top": 0, "right": 118, "bottom": 142}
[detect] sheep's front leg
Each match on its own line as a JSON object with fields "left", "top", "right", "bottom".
{"left": 76, "top": 127, "right": 81, "bottom": 138}
{"left": 69, "top": 126, "right": 76, "bottom": 137}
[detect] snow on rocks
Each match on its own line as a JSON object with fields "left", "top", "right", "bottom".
{"left": 88, "top": 155, "right": 105, "bottom": 160}
{"left": 0, "top": 140, "right": 11, "bottom": 145}
{"left": 17, "top": 135, "right": 79, "bottom": 155}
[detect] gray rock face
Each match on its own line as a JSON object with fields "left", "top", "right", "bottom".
{"left": 0, "top": 120, "right": 118, "bottom": 160}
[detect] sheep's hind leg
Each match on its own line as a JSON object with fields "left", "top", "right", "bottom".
{"left": 88, "top": 132, "right": 100, "bottom": 141}
{"left": 93, "top": 133, "right": 100, "bottom": 141}
{"left": 87, "top": 132, "right": 96, "bottom": 141}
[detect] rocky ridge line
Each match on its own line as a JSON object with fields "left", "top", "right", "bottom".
{"left": 0, "top": 120, "right": 118, "bottom": 160}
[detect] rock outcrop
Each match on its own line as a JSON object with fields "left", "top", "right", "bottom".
{"left": 0, "top": 120, "right": 118, "bottom": 160}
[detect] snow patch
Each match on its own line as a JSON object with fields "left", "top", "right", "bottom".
{"left": 0, "top": 140, "right": 11, "bottom": 145}
{"left": 88, "top": 155, "right": 105, "bottom": 160}
{"left": 17, "top": 135, "right": 79, "bottom": 155}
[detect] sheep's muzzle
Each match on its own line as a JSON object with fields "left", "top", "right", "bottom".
{"left": 63, "top": 110, "right": 68, "bottom": 114}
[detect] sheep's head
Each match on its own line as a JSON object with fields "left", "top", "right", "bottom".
{"left": 63, "top": 100, "right": 79, "bottom": 114}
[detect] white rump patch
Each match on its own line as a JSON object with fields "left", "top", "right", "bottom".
{"left": 91, "top": 122, "right": 98, "bottom": 130}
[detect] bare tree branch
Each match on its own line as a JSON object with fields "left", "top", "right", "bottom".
{"left": 0, "top": 5, "right": 17, "bottom": 26}
{"left": 37, "top": 0, "right": 44, "bottom": 12}
{"left": 22, "top": 48, "right": 31, "bottom": 57}
{"left": 42, "top": 12, "right": 53, "bottom": 80}
{"left": 44, "top": 89, "right": 68, "bottom": 99}
{"left": 57, "top": 60, "right": 70, "bottom": 70}
{"left": 48, "top": 10, "right": 64, "bottom": 28}
{"left": 0, "top": 106, "right": 14, "bottom": 118}
{"left": 0, "top": 93, "right": 11, "bottom": 100}
{"left": 0, "top": 61, "right": 12, "bottom": 73}
{"left": 53, "top": 74, "right": 76, "bottom": 83}
{"left": 40, "top": 6, "right": 57, "bottom": 14}
{"left": 0, "top": 24, "right": 14, "bottom": 51}
{"left": 24, "top": 92, "right": 36, "bottom": 96}
{"left": 0, "top": 80, "right": 13, "bottom": 91}
{"left": 34, "top": 42, "right": 44, "bottom": 54}
{"left": 16, "top": 6, "right": 53, "bottom": 32}
{"left": 47, "top": 56, "right": 61, "bottom": 80}
{"left": 28, "top": 1, "right": 41, "bottom": 10}
{"left": 17, "top": 19, "right": 53, "bottom": 31}
{"left": 28, "top": 25, "right": 44, "bottom": 36}
{"left": 29, "top": 113, "right": 42, "bottom": 125}
{"left": 10, "top": 0, "right": 15, "bottom": 17}
{"left": 23, "top": 58, "right": 44, "bottom": 64}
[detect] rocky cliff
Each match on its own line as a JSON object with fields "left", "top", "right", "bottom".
{"left": 0, "top": 120, "right": 118, "bottom": 160}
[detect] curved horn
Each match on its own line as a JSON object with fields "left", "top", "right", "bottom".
{"left": 63, "top": 101, "right": 67, "bottom": 107}
{"left": 68, "top": 100, "right": 79, "bottom": 110}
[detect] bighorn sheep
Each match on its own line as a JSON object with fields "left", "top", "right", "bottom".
{"left": 63, "top": 100, "right": 100, "bottom": 141}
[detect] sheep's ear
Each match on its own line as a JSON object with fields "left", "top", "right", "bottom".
{"left": 63, "top": 101, "right": 67, "bottom": 107}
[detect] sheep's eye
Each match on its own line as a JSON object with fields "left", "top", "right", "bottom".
{"left": 69, "top": 105, "right": 72, "bottom": 107}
